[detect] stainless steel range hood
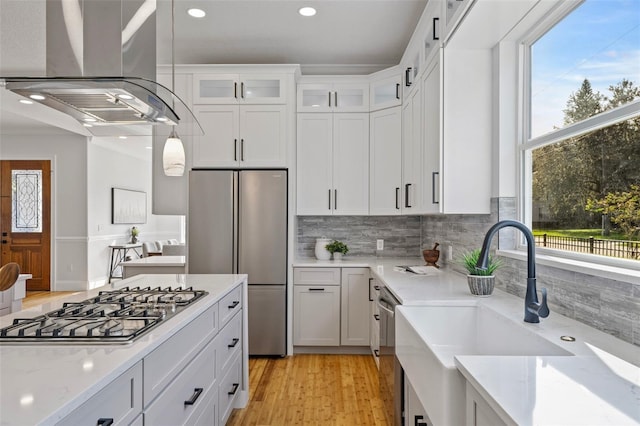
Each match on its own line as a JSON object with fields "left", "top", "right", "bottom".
{"left": 0, "top": 0, "right": 201, "bottom": 136}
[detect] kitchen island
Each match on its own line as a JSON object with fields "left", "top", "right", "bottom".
{"left": 293, "top": 257, "right": 640, "bottom": 425}
{"left": 0, "top": 273, "right": 248, "bottom": 425}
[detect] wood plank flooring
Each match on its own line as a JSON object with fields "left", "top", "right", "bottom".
{"left": 228, "top": 355, "right": 389, "bottom": 426}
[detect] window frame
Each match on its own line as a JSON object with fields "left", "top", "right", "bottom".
{"left": 517, "top": 0, "right": 640, "bottom": 273}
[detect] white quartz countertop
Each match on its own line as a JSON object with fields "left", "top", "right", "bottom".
{"left": 0, "top": 273, "right": 247, "bottom": 426}
{"left": 119, "top": 255, "right": 186, "bottom": 266}
{"left": 294, "top": 257, "right": 640, "bottom": 423}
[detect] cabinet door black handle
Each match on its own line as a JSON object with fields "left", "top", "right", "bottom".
{"left": 328, "top": 189, "right": 332, "bottom": 210}
{"left": 334, "top": 189, "right": 337, "bottom": 210}
{"left": 228, "top": 383, "right": 240, "bottom": 395}
{"left": 395, "top": 83, "right": 400, "bottom": 100}
{"left": 405, "top": 183, "right": 412, "bottom": 208}
{"left": 432, "top": 172, "right": 440, "bottom": 204}
{"left": 374, "top": 285, "right": 380, "bottom": 291}
{"left": 309, "top": 288, "right": 325, "bottom": 291}
{"left": 97, "top": 419, "right": 114, "bottom": 426}
{"left": 405, "top": 67, "right": 412, "bottom": 87}
{"left": 433, "top": 17, "right": 439, "bottom": 40}
{"left": 184, "top": 388, "right": 203, "bottom": 406}
{"left": 334, "top": 91, "right": 338, "bottom": 108}
{"left": 234, "top": 138, "right": 238, "bottom": 161}
{"left": 374, "top": 349, "right": 379, "bottom": 357}
{"left": 240, "top": 139, "right": 245, "bottom": 161}
{"left": 241, "top": 82, "right": 245, "bottom": 98}
{"left": 396, "top": 187, "right": 400, "bottom": 209}
{"left": 234, "top": 82, "right": 238, "bottom": 99}
{"left": 228, "top": 300, "right": 240, "bottom": 309}
{"left": 374, "top": 314, "right": 380, "bottom": 321}
{"left": 368, "top": 277, "right": 374, "bottom": 301}
{"left": 228, "top": 337, "right": 240, "bottom": 348}
{"left": 328, "top": 91, "right": 332, "bottom": 107}
{"left": 415, "top": 415, "right": 428, "bottom": 426}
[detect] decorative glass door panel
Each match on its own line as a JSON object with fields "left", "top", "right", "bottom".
{"left": 11, "top": 170, "right": 43, "bottom": 233}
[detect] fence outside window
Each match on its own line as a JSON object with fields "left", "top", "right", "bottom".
{"left": 535, "top": 234, "right": 640, "bottom": 260}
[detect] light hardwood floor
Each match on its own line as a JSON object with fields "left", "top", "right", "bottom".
{"left": 23, "top": 291, "right": 80, "bottom": 310}
{"left": 228, "top": 355, "right": 389, "bottom": 426}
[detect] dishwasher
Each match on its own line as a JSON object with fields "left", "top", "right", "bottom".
{"left": 378, "top": 286, "right": 403, "bottom": 426}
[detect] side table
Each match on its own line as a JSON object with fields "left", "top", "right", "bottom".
{"left": 108, "top": 243, "right": 142, "bottom": 283}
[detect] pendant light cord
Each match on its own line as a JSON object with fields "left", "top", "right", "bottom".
{"left": 171, "top": 0, "right": 176, "bottom": 93}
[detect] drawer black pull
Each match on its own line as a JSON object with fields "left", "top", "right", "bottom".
{"left": 374, "top": 349, "right": 379, "bottom": 357}
{"left": 228, "top": 383, "right": 240, "bottom": 395}
{"left": 374, "top": 314, "right": 380, "bottom": 321}
{"left": 415, "top": 414, "right": 428, "bottom": 426}
{"left": 97, "top": 419, "right": 114, "bottom": 426}
{"left": 228, "top": 337, "right": 240, "bottom": 348}
{"left": 309, "top": 288, "right": 325, "bottom": 291}
{"left": 184, "top": 387, "right": 204, "bottom": 406}
{"left": 228, "top": 300, "right": 240, "bottom": 309}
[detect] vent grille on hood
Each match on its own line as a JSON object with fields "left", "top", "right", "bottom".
{"left": 0, "top": 0, "right": 201, "bottom": 137}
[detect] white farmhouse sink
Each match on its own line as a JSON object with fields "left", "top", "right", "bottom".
{"left": 396, "top": 303, "right": 572, "bottom": 426}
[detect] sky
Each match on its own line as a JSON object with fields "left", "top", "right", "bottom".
{"left": 530, "top": 0, "right": 640, "bottom": 138}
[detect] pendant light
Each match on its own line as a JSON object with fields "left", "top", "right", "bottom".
{"left": 162, "top": 0, "right": 185, "bottom": 176}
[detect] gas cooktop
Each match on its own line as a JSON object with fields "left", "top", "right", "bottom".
{"left": 0, "top": 286, "right": 208, "bottom": 344}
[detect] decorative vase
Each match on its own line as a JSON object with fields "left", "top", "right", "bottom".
{"left": 333, "top": 252, "right": 343, "bottom": 261}
{"left": 467, "top": 275, "right": 495, "bottom": 296}
{"left": 314, "top": 237, "right": 331, "bottom": 260}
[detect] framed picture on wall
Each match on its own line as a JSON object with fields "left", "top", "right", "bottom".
{"left": 111, "top": 188, "right": 147, "bottom": 224}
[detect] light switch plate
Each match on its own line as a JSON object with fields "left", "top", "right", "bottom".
{"left": 377, "top": 239, "right": 384, "bottom": 250}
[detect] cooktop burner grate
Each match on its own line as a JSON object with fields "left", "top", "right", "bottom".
{"left": 0, "top": 286, "right": 208, "bottom": 344}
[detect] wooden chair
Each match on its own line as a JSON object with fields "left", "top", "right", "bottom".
{"left": 0, "top": 263, "right": 20, "bottom": 292}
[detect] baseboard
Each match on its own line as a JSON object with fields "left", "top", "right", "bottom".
{"left": 293, "top": 346, "right": 371, "bottom": 355}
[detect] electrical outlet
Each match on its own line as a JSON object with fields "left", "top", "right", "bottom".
{"left": 377, "top": 239, "right": 384, "bottom": 250}
{"left": 448, "top": 245, "right": 453, "bottom": 261}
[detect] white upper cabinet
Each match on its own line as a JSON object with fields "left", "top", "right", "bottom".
{"left": 443, "top": 0, "right": 470, "bottom": 38}
{"left": 193, "top": 74, "right": 287, "bottom": 104}
{"left": 193, "top": 104, "right": 286, "bottom": 168}
{"left": 370, "top": 73, "right": 402, "bottom": 111}
{"left": 369, "top": 106, "right": 402, "bottom": 215}
{"left": 401, "top": 82, "right": 423, "bottom": 214}
{"left": 297, "top": 113, "right": 369, "bottom": 215}
{"left": 297, "top": 82, "right": 369, "bottom": 113}
{"left": 421, "top": 56, "right": 442, "bottom": 214}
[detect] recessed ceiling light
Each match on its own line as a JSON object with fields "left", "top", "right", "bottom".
{"left": 83, "top": 123, "right": 93, "bottom": 127}
{"left": 298, "top": 6, "right": 316, "bottom": 17}
{"left": 157, "top": 116, "right": 169, "bottom": 122}
{"left": 119, "top": 136, "right": 127, "bottom": 139}
{"left": 19, "top": 99, "right": 33, "bottom": 105}
{"left": 188, "top": 8, "right": 206, "bottom": 18}
{"left": 29, "top": 94, "right": 45, "bottom": 100}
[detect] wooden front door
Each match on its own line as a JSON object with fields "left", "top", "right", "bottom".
{"left": 0, "top": 160, "right": 51, "bottom": 291}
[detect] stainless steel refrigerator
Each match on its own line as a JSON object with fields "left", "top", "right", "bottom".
{"left": 188, "top": 169, "right": 287, "bottom": 356}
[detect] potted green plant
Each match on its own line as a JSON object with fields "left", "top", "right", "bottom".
{"left": 325, "top": 240, "right": 349, "bottom": 261}
{"left": 460, "top": 248, "right": 502, "bottom": 296}
{"left": 130, "top": 226, "right": 140, "bottom": 244}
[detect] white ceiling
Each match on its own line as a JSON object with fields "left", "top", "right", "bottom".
{"left": 156, "top": 0, "right": 427, "bottom": 74}
{"left": 0, "top": 0, "right": 427, "bottom": 149}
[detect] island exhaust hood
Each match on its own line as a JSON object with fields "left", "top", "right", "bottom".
{"left": 1, "top": 0, "right": 201, "bottom": 136}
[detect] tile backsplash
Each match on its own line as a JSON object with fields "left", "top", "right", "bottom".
{"left": 296, "top": 197, "right": 639, "bottom": 346}
{"left": 296, "top": 215, "right": 421, "bottom": 258}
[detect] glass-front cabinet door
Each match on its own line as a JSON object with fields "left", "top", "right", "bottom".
{"left": 297, "top": 83, "right": 369, "bottom": 113}
{"left": 193, "top": 74, "right": 286, "bottom": 104}
{"left": 370, "top": 74, "right": 402, "bottom": 111}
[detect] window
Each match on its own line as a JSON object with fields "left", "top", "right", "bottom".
{"left": 522, "top": 0, "right": 640, "bottom": 263}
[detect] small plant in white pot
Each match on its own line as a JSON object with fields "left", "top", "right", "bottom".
{"left": 461, "top": 248, "right": 502, "bottom": 296}
{"left": 326, "top": 240, "right": 349, "bottom": 261}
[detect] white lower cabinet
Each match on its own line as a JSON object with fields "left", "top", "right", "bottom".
{"left": 340, "top": 268, "right": 370, "bottom": 346}
{"left": 369, "top": 277, "right": 381, "bottom": 367}
{"left": 293, "top": 284, "right": 341, "bottom": 346}
{"left": 405, "top": 375, "right": 431, "bottom": 426}
{"left": 465, "top": 382, "right": 508, "bottom": 426}
{"left": 60, "top": 282, "right": 245, "bottom": 426}
{"left": 293, "top": 267, "right": 370, "bottom": 348}
{"left": 57, "top": 361, "right": 143, "bottom": 426}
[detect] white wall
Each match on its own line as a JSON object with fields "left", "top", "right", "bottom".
{"left": 87, "top": 139, "right": 182, "bottom": 288}
{"left": 0, "top": 132, "right": 88, "bottom": 290}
